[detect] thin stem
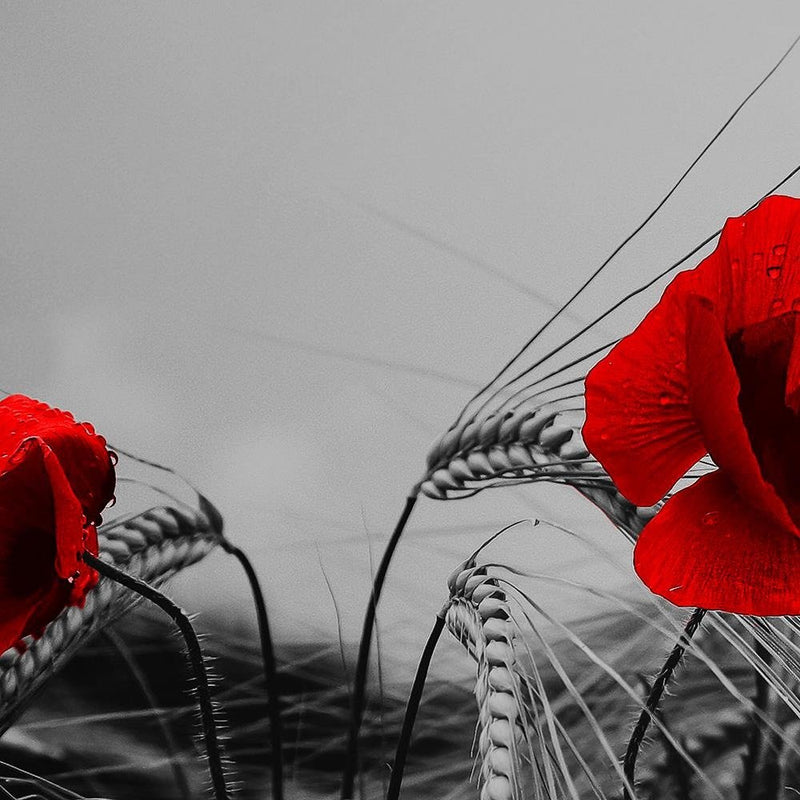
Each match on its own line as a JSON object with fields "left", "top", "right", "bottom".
{"left": 341, "top": 494, "right": 418, "bottom": 800}
{"left": 646, "top": 683, "right": 692, "bottom": 800}
{"left": 83, "top": 552, "right": 231, "bottom": 800}
{"left": 363, "top": 521, "right": 389, "bottom": 800}
{"left": 386, "top": 612, "right": 446, "bottom": 800}
{"left": 0, "top": 761, "right": 83, "bottom": 800}
{"left": 104, "top": 629, "right": 193, "bottom": 800}
{"left": 457, "top": 31, "right": 800, "bottom": 426}
{"left": 739, "top": 641, "right": 780, "bottom": 800}
{"left": 623, "top": 607, "right": 706, "bottom": 800}
{"left": 739, "top": 641, "right": 770, "bottom": 799}
{"left": 0, "top": 783, "right": 16, "bottom": 800}
{"left": 220, "top": 539, "right": 284, "bottom": 800}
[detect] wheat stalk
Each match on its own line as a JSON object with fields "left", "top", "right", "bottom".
{"left": 0, "top": 503, "right": 221, "bottom": 732}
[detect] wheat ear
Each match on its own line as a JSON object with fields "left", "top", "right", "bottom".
{"left": 446, "top": 563, "right": 528, "bottom": 800}
{"left": 384, "top": 562, "right": 527, "bottom": 800}
{"left": 420, "top": 401, "right": 659, "bottom": 540}
{"left": 347, "top": 388, "right": 656, "bottom": 793}
{"left": 0, "top": 503, "right": 221, "bottom": 733}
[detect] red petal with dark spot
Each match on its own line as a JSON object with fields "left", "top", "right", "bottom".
{"left": 727, "top": 313, "right": 800, "bottom": 527}
{"left": 634, "top": 471, "right": 800, "bottom": 615}
{"left": 0, "top": 438, "right": 86, "bottom": 652}
{"left": 585, "top": 195, "right": 800, "bottom": 508}
{"left": 684, "top": 296, "right": 796, "bottom": 531}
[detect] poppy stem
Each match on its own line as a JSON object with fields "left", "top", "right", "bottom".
{"left": 622, "top": 607, "right": 706, "bottom": 800}
{"left": 386, "top": 611, "right": 446, "bottom": 800}
{"left": 635, "top": 674, "right": 692, "bottom": 800}
{"left": 219, "top": 538, "right": 284, "bottom": 800}
{"left": 103, "top": 629, "right": 193, "bottom": 800}
{"left": 341, "top": 494, "right": 418, "bottom": 800}
{"left": 83, "top": 552, "right": 232, "bottom": 800}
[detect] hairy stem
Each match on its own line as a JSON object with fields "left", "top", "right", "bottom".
{"left": 83, "top": 552, "right": 231, "bottom": 800}
{"left": 341, "top": 494, "right": 418, "bottom": 800}
{"left": 386, "top": 612, "right": 446, "bottom": 800}
{"left": 220, "top": 539, "right": 284, "bottom": 800}
{"left": 623, "top": 607, "right": 706, "bottom": 800}
{"left": 656, "top": 707, "right": 693, "bottom": 799}
{"left": 104, "top": 629, "right": 193, "bottom": 800}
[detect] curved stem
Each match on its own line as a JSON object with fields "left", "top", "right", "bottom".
{"left": 220, "top": 539, "right": 284, "bottom": 800}
{"left": 341, "top": 494, "right": 418, "bottom": 800}
{"left": 386, "top": 612, "right": 446, "bottom": 800}
{"left": 83, "top": 552, "right": 231, "bottom": 800}
{"left": 623, "top": 607, "right": 706, "bottom": 800}
{"left": 104, "top": 629, "right": 193, "bottom": 800}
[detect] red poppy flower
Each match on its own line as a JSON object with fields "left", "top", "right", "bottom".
{"left": 584, "top": 195, "right": 800, "bottom": 615}
{"left": 0, "top": 395, "right": 116, "bottom": 650}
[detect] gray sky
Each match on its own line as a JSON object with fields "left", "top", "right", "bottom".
{"left": 3, "top": 2, "right": 800, "bottom": 675}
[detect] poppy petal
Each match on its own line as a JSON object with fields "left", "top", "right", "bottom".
{"left": 710, "top": 194, "right": 800, "bottom": 335}
{"left": 0, "top": 438, "right": 86, "bottom": 651}
{"left": 17, "top": 580, "right": 72, "bottom": 643}
{"left": 0, "top": 395, "right": 115, "bottom": 523}
{"left": 36, "top": 441, "right": 91, "bottom": 582}
{"left": 658, "top": 195, "right": 800, "bottom": 336}
{"left": 583, "top": 270, "right": 707, "bottom": 506}
{"left": 634, "top": 470, "right": 800, "bottom": 615}
{"left": 684, "top": 296, "right": 796, "bottom": 531}
{"left": 785, "top": 320, "right": 800, "bottom": 413}
{"left": 584, "top": 195, "right": 800, "bottom": 508}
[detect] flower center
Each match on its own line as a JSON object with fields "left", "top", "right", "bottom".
{"left": 2, "top": 526, "right": 57, "bottom": 598}
{"left": 728, "top": 311, "right": 800, "bottom": 524}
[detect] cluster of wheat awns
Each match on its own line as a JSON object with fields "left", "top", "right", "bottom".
{"left": 436, "top": 538, "right": 800, "bottom": 799}
{"left": 343, "top": 34, "right": 800, "bottom": 800}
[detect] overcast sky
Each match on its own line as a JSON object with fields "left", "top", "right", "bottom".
{"left": 3, "top": 3, "right": 800, "bottom": 676}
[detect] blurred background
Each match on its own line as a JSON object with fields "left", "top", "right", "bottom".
{"left": 2, "top": 3, "right": 800, "bottom": 794}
